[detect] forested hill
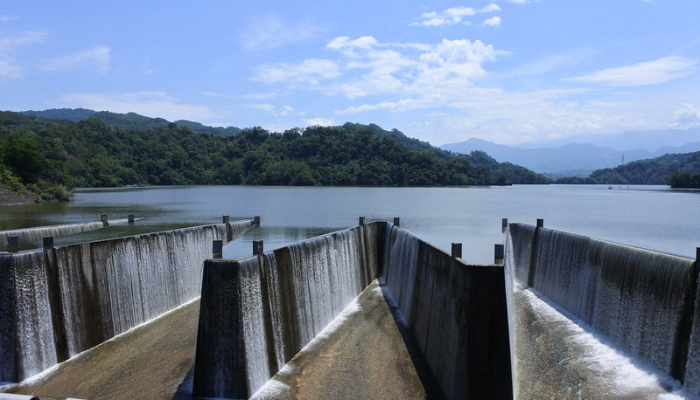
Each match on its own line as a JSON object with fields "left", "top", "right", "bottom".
{"left": 0, "top": 111, "right": 548, "bottom": 201}
{"left": 20, "top": 108, "right": 242, "bottom": 137}
{"left": 556, "top": 151, "right": 700, "bottom": 186}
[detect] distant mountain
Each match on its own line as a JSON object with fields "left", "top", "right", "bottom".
{"left": 441, "top": 135, "right": 700, "bottom": 176}
{"left": 19, "top": 108, "right": 241, "bottom": 137}
{"left": 21, "top": 107, "right": 96, "bottom": 121}
{"left": 519, "top": 127, "right": 700, "bottom": 152}
{"left": 558, "top": 151, "right": 700, "bottom": 185}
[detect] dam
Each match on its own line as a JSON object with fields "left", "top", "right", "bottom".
{"left": 0, "top": 218, "right": 255, "bottom": 383}
{"left": 1, "top": 216, "right": 699, "bottom": 399}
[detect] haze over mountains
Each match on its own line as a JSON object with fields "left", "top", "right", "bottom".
{"left": 441, "top": 128, "right": 700, "bottom": 177}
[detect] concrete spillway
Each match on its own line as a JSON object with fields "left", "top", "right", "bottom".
{"left": 506, "top": 222, "right": 700, "bottom": 398}
{"left": 5, "top": 217, "right": 697, "bottom": 399}
{"left": 193, "top": 222, "right": 512, "bottom": 400}
{"left": 0, "top": 219, "right": 255, "bottom": 384}
{"left": 0, "top": 219, "right": 135, "bottom": 251}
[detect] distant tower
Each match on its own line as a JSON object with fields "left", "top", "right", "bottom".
{"left": 621, "top": 153, "right": 625, "bottom": 165}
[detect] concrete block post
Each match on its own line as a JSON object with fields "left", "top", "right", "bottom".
{"left": 101, "top": 214, "right": 109, "bottom": 227}
{"left": 193, "top": 260, "right": 249, "bottom": 399}
{"left": 536, "top": 218, "right": 544, "bottom": 228}
{"left": 359, "top": 216, "right": 366, "bottom": 226}
{"left": 253, "top": 240, "right": 264, "bottom": 255}
{"left": 451, "top": 243, "right": 463, "bottom": 259}
{"left": 502, "top": 218, "right": 508, "bottom": 233}
{"left": 223, "top": 215, "right": 230, "bottom": 224}
{"left": 494, "top": 244, "right": 505, "bottom": 265}
{"left": 43, "top": 236, "right": 54, "bottom": 250}
{"left": 128, "top": 214, "right": 135, "bottom": 224}
{"left": 212, "top": 240, "right": 223, "bottom": 259}
{"left": 7, "top": 236, "right": 19, "bottom": 251}
{"left": 393, "top": 217, "right": 400, "bottom": 227}
{"left": 254, "top": 216, "right": 261, "bottom": 226}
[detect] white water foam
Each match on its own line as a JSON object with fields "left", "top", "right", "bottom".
{"left": 518, "top": 285, "right": 693, "bottom": 399}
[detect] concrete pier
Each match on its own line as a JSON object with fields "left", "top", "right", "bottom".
{"left": 193, "top": 222, "right": 511, "bottom": 399}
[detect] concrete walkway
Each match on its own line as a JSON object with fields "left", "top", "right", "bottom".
{"left": 2, "top": 281, "right": 425, "bottom": 400}
{"left": 251, "top": 281, "right": 425, "bottom": 400}
{"left": 3, "top": 300, "right": 200, "bottom": 400}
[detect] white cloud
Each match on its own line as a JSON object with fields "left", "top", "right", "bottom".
{"left": 565, "top": 56, "right": 696, "bottom": 86}
{"left": 245, "top": 103, "right": 275, "bottom": 112}
{"left": 38, "top": 46, "right": 111, "bottom": 73}
{"left": 304, "top": 117, "right": 334, "bottom": 126}
{"left": 237, "top": 15, "right": 324, "bottom": 51}
{"left": 253, "top": 36, "right": 503, "bottom": 104}
{"left": 674, "top": 104, "right": 700, "bottom": 127}
{"left": 0, "top": 16, "right": 18, "bottom": 22}
{"left": 411, "top": 4, "right": 500, "bottom": 27}
{"left": 60, "top": 91, "right": 218, "bottom": 121}
{"left": 253, "top": 58, "right": 341, "bottom": 85}
{"left": 481, "top": 16, "right": 501, "bottom": 27}
{"left": 202, "top": 91, "right": 235, "bottom": 99}
{"left": 0, "top": 30, "right": 48, "bottom": 78}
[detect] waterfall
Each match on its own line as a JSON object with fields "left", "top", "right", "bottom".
{"left": 0, "top": 220, "right": 254, "bottom": 383}
{"left": 193, "top": 224, "right": 379, "bottom": 399}
{"left": 505, "top": 222, "right": 698, "bottom": 392}
{"left": 0, "top": 219, "right": 134, "bottom": 251}
{"left": 0, "top": 251, "right": 58, "bottom": 380}
{"left": 381, "top": 224, "right": 419, "bottom": 323}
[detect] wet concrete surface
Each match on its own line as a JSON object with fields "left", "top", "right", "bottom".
{"left": 3, "top": 281, "right": 425, "bottom": 400}
{"left": 3, "top": 300, "right": 200, "bottom": 400}
{"left": 251, "top": 281, "right": 426, "bottom": 400}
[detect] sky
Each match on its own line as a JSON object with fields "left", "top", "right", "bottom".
{"left": 0, "top": 0, "right": 699, "bottom": 146}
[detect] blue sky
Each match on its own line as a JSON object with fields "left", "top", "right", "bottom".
{"left": 1, "top": 0, "right": 698, "bottom": 146}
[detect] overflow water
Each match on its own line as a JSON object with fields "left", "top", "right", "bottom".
{"left": 0, "top": 220, "right": 253, "bottom": 383}
{"left": 193, "top": 224, "right": 379, "bottom": 398}
{"left": 0, "top": 219, "right": 135, "bottom": 251}
{"left": 505, "top": 223, "right": 699, "bottom": 397}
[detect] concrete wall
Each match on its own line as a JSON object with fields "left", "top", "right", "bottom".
{"left": 0, "top": 220, "right": 254, "bottom": 383}
{"left": 0, "top": 219, "right": 140, "bottom": 251}
{"left": 193, "top": 222, "right": 512, "bottom": 400}
{"left": 506, "top": 222, "right": 700, "bottom": 396}
{"left": 193, "top": 223, "right": 380, "bottom": 399}
{"left": 380, "top": 224, "right": 512, "bottom": 400}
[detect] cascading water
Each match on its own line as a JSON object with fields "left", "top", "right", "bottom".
{"left": 0, "top": 219, "right": 133, "bottom": 251}
{"left": 0, "top": 251, "right": 58, "bottom": 381}
{"left": 505, "top": 222, "right": 698, "bottom": 398}
{"left": 380, "top": 224, "right": 512, "bottom": 400}
{"left": 193, "top": 224, "right": 379, "bottom": 399}
{"left": 0, "top": 220, "right": 253, "bottom": 383}
{"left": 237, "top": 256, "right": 272, "bottom": 394}
{"left": 381, "top": 225, "right": 419, "bottom": 323}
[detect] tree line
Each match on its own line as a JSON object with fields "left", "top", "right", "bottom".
{"left": 555, "top": 151, "right": 700, "bottom": 187}
{"left": 0, "top": 111, "right": 548, "bottom": 201}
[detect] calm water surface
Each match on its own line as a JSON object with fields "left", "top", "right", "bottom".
{"left": 0, "top": 185, "right": 697, "bottom": 264}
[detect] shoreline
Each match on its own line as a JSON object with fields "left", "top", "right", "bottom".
{"left": 0, "top": 187, "right": 32, "bottom": 207}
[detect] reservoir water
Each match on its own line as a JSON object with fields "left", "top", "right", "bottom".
{"left": 0, "top": 184, "right": 698, "bottom": 265}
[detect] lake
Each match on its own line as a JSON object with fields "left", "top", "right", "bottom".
{"left": 0, "top": 185, "right": 698, "bottom": 264}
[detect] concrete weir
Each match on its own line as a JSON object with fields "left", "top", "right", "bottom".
{"left": 505, "top": 221, "right": 700, "bottom": 398}
{"left": 0, "top": 219, "right": 255, "bottom": 384}
{"left": 193, "top": 222, "right": 513, "bottom": 400}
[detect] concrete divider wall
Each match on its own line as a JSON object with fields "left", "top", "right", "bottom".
{"left": 193, "top": 223, "right": 380, "bottom": 399}
{"left": 380, "top": 224, "right": 512, "bottom": 400}
{"left": 194, "top": 222, "right": 513, "bottom": 400}
{"left": 0, "top": 220, "right": 254, "bottom": 383}
{"left": 505, "top": 222, "right": 700, "bottom": 395}
{"left": 0, "top": 219, "right": 141, "bottom": 251}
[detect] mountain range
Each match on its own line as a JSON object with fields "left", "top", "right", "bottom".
{"left": 441, "top": 128, "right": 700, "bottom": 177}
